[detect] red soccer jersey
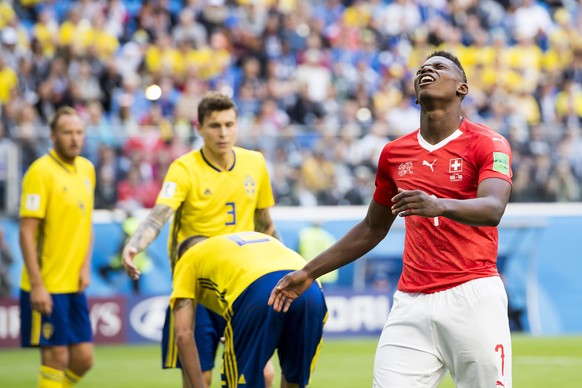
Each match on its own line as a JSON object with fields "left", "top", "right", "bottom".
{"left": 373, "top": 118, "right": 513, "bottom": 293}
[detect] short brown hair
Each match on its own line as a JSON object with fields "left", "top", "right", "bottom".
{"left": 177, "top": 235, "right": 208, "bottom": 259}
{"left": 197, "top": 91, "right": 237, "bottom": 125}
{"left": 49, "top": 106, "right": 80, "bottom": 133}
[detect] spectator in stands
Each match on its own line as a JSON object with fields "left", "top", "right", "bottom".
{"left": 103, "top": 0, "right": 128, "bottom": 39}
{"left": 374, "top": 0, "right": 421, "bottom": 41}
{"left": 385, "top": 91, "right": 420, "bottom": 137}
{"left": 296, "top": 49, "right": 332, "bottom": 105}
{"left": 555, "top": 77, "right": 582, "bottom": 125}
{"left": 300, "top": 147, "right": 338, "bottom": 205}
{"left": 16, "top": 56, "right": 39, "bottom": 105}
{"left": 38, "top": 56, "right": 70, "bottom": 112}
{"left": 0, "top": 26, "right": 23, "bottom": 70}
{"left": 546, "top": 158, "right": 582, "bottom": 202}
{"left": 0, "top": 55, "right": 18, "bottom": 105}
{"left": 564, "top": 49, "right": 582, "bottom": 85}
{"left": 0, "top": 122, "right": 17, "bottom": 213}
{"left": 32, "top": 7, "right": 59, "bottom": 58}
{"left": 0, "top": 227, "right": 14, "bottom": 297}
{"left": 512, "top": 0, "right": 553, "bottom": 42}
{"left": 72, "top": 59, "right": 102, "bottom": 105}
{"left": 172, "top": 8, "right": 207, "bottom": 49}
{"left": 95, "top": 144, "right": 121, "bottom": 210}
{"left": 14, "top": 103, "right": 47, "bottom": 173}
{"left": 87, "top": 12, "right": 120, "bottom": 62}
{"left": 110, "top": 72, "right": 150, "bottom": 125}
{"left": 343, "top": 165, "right": 375, "bottom": 206}
{"left": 116, "top": 164, "right": 157, "bottom": 211}
{"left": 59, "top": 5, "right": 91, "bottom": 56}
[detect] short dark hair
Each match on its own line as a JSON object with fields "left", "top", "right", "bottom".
{"left": 197, "top": 91, "right": 237, "bottom": 125}
{"left": 176, "top": 235, "right": 208, "bottom": 260}
{"left": 49, "top": 106, "right": 79, "bottom": 133}
{"left": 426, "top": 51, "right": 467, "bottom": 83}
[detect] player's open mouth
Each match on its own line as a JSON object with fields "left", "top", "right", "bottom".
{"left": 419, "top": 75, "right": 435, "bottom": 85}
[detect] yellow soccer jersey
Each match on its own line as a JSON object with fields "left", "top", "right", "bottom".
{"left": 19, "top": 149, "right": 95, "bottom": 293}
{"left": 170, "top": 232, "right": 306, "bottom": 315}
{"left": 155, "top": 147, "right": 275, "bottom": 267}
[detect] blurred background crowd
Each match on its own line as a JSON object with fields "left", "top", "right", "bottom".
{"left": 1, "top": 0, "right": 582, "bottom": 213}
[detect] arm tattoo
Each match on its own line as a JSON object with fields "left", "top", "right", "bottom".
{"left": 174, "top": 298, "right": 193, "bottom": 311}
{"left": 255, "top": 208, "right": 279, "bottom": 240}
{"left": 126, "top": 204, "right": 174, "bottom": 252}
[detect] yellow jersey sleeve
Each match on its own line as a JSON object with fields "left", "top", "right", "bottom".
{"left": 256, "top": 153, "right": 275, "bottom": 210}
{"left": 19, "top": 162, "right": 50, "bottom": 219}
{"left": 156, "top": 159, "right": 192, "bottom": 210}
{"left": 85, "top": 158, "right": 97, "bottom": 191}
{"left": 170, "top": 259, "right": 197, "bottom": 309}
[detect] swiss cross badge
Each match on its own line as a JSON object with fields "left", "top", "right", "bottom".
{"left": 449, "top": 158, "right": 463, "bottom": 173}
{"left": 449, "top": 158, "right": 463, "bottom": 182}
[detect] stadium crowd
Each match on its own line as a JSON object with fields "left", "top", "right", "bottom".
{"left": 1, "top": 0, "right": 582, "bottom": 210}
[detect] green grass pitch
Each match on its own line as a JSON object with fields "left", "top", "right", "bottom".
{"left": 1, "top": 335, "right": 581, "bottom": 387}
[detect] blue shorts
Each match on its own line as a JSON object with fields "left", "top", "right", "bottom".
{"left": 222, "top": 270, "right": 327, "bottom": 388}
{"left": 20, "top": 290, "right": 92, "bottom": 347}
{"left": 161, "top": 303, "right": 226, "bottom": 370}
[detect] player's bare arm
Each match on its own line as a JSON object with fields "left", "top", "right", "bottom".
{"left": 173, "top": 298, "right": 205, "bottom": 388}
{"left": 254, "top": 208, "right": 279, "bottom": 239}
{"left": 269, "top": 200, "right": 395, "bottom": 312}
{"left": 391, "top": 178, "right": 511, "bottom": 226}
{"left": 122, "top": 204, "right": 175, "bottom": 279}
{"left": 19, "top": 217, "right": 53, "bottom": 315}
{"left": 79, "top": 228, "right": 95, "bottom": 291}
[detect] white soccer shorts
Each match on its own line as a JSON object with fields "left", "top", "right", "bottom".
{"left": 373, "top": 276, "right": 512, "bottom": 388}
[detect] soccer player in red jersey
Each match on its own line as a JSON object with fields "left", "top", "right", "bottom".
{"left": 269, "top": 51, "right": 513, "bottom": 388}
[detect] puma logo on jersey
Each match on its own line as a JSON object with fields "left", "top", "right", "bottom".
{"left": 492, "top": 137, "right": 505, "bottom": 143}
{"left": 422, "top": 159, "right": 436, "bottom": 172}
{"left": 204, "top": 188, "right": 212, "bottom": 195}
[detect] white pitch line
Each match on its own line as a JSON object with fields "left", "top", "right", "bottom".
{"left": 515, "top": 356, "right": 582, "bottom": 366}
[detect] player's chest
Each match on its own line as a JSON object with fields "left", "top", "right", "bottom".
{"left": 52, "top": 172, "right": 93, "bottom": 213}
{"left": 188, "top": 171, "right": 260, "bottom": 201}
{"left": 390, "top": 148, "right": 478, "bottom": 197}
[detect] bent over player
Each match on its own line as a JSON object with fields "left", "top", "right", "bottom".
{"left": 270, "top": 51, "right": 514, "bottom": 388}
{"left": 122, "top": 92, "right": 277, "bottom": 387}
{"left": 172, "top": 232, "right": 327, "bottom": 388}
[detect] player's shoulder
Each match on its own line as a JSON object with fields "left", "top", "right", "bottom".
{"left": 460, "top": 118, "right": 507, "bottom": 143}
{"left": 28, "top": 153, "right": 50, "bottom": 167}
{"left": 460, "top": 118, "right": 509, "bottom": 148}
{"left": 76, "top": 156, "right": 95, "bottom": 171}
{"left": 233, "top": 146, "right": 267, "bottom": 166}
{"left": 383, "top": 129, "right": 419, "bottom": 151}
{"left": 233, "top": 146, "right": 265, "bottom": 159}
{"left": 169, "top": 149, "right": 199, "bottom": 168}
{"left": 24, "top": 153, "right": 52, "bottom": 176}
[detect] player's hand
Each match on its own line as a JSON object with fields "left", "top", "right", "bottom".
{"left": 391, "top": 188, "right": 443, "bottom": 218}
{"left": 78, "top": 266, "right": 91, "bottom": 292}
{"left": 30, "top": 284, "right": 53, "bottom": 315}
{"left": 122, "top": 245, "right": 141, "bottom": 280}
{"left": 268, "top": 269, "right": 313, "bottom": 313}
